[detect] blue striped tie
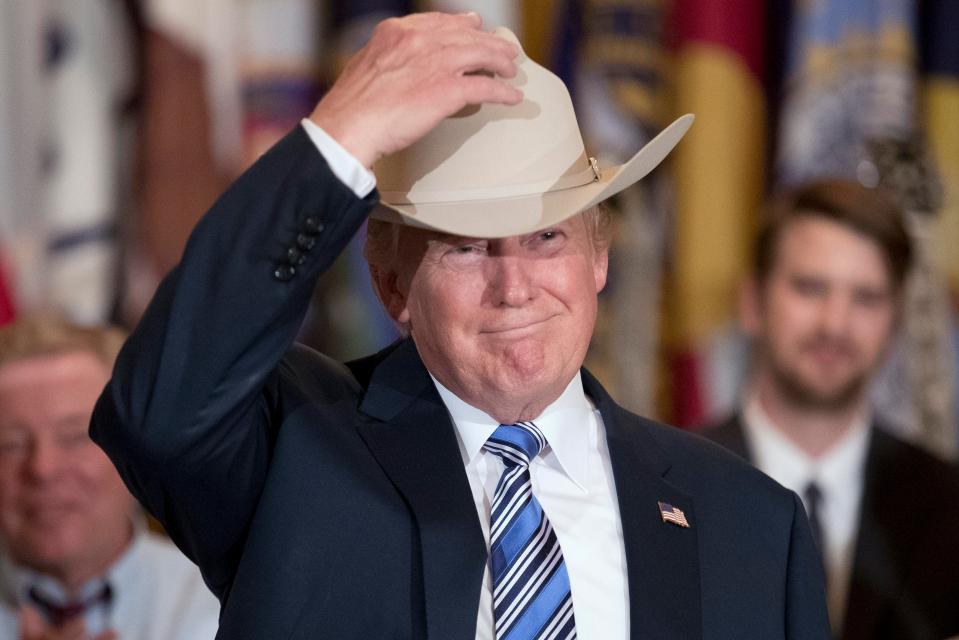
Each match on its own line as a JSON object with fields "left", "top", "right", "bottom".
{"left": 484, "top": 422, "right": 577, "bottom": 640}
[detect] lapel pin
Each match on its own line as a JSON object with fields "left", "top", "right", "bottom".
{"left": 658, "top": 501, "right": 690, "bottom": 528}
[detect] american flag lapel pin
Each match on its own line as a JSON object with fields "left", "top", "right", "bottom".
{"left": 658, "top": 501, "right": 690, "bottom": 528}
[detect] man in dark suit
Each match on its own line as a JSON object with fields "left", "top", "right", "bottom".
{"left": 706, "top": 179, "right": 959, "bottom": 639}
{"left": 91, "top": 13, "right": 829, "bottom": 639}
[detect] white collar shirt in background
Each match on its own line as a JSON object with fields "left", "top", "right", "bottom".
{"left": 0, "top": 525, "right": 220, "bottom": 638}
{"left": 743, "top": 394, "right": 870, "bottom": 633}
{"left": 434, "top": 372, "right": 630, "bottom": 640}
{"left": 301, "top": 119, "right": 629, "bottom": 638}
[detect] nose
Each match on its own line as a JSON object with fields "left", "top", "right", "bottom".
{"left": 24, "top": 437, "right": 64, "bottom": 483}
{"left": 818, "top": 291, "right": 852, "bottom": 336}
{"left": 487, "top": 255, "right": 537, "bottom": 307}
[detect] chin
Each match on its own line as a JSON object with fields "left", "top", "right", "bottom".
{"left": 502, "top": 364, "right": 571, "bottom": 402}
{"left": 14, "top": 539, "right": 80, "bottom": 572}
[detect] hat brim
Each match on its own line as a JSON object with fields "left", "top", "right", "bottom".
{"left": 371, "top": 114, "right": 694, "bottom": 238}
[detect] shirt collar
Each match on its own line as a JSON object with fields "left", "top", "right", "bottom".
{"left": 1, "top": 516, "right": 144, "bottom": 606}
{"left": 743, "top": 393, "right": 871, "bottom": 495}
{"left": 431, "top": 371, "right": 594, "bottom": 492}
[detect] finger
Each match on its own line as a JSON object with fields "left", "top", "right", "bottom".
{"left": 441, "top": 42, "right": 519, "bottom": 80}
{"left": 93, "top": 631, "right": 118, "bottom": 640}
{"left": 18, "top": 605, "right": 46, "bottom": 640}
{"left": 372, "top": 17, "right": 517, "bottom": 68}
{"left": 408, "top": 10, "right": 483, "bottom": 31}
{"left": 454, "top": 75, "right": 524, "bottom": 107}
{"left": 371, "top": 11, "right": 484, "bottom": 51}
{"left": 428, "top": 25, "right": 520, "bottom": 61}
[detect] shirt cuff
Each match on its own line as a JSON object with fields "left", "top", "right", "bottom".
{"left": 300, "top": 118, "right": 376, "bottom": 199}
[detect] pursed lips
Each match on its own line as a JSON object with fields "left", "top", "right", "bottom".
{"left": 22, "top": 497, "right": 84, "bottom": 519}
{"left": 480, "top": 314, "right": 558, "bottom": 335}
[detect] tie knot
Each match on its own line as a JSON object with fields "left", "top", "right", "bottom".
{"left": 484, "top": 422, "right": 546, "bottom": 468}
{"left": 28, "top": 583, "right": 112, "bottom": 626}
{"left": 804, "top": 481, "right": 823, "bottom": 507}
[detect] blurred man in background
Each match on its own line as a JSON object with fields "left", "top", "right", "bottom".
{"left": 706, "top": 179, "right": 959, "bottom": 639}
{"left": 0, "top": 315, "right": 220, "bottom": 639}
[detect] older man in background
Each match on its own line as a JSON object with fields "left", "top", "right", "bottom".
{"left": 706, "top": 179, "right": 959, "bottom": 640}
{"left": 0, "top": 315, "right": 220, "bottom": 639}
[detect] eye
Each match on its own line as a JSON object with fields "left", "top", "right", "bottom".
{"left": 58, "top": 429, "right": 89, "bottom": 449}
{"left": 852, "top": 288, "right": 889, "bottom": 309}
{"left": 0, "top": 431, "right": 28, "bottom": 456}
{"left": 441, "top": 240, "right": 488, "bottom": 268}
{"left": 525, "top": 228, "right": 568, "bottom": 255}
{"left": 445, "top": 239, "right": 488, "bottom": 255}
{"left": 790, "top": 276, "right": 827, "bottom": 297}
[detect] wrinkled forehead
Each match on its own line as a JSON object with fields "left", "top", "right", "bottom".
{"left": 0, "top": 351, "right": 110, "bottom": 423}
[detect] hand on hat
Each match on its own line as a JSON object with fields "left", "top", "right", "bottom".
{"left": 309, "top": 12, "right": 523, "bottom": 169}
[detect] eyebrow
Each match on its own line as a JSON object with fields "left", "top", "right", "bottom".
{"left": 434, "top": 233, "right": 483, "bottom": 244}
{"left": 51, "top": 413, "right": 93, "bottom": 430}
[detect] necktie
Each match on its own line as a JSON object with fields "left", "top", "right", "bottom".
{"left": 27, "top": 583, "right": 112, "bottom": 626}
{"left": 803, "top": 481, "right": 827, "bottom": 576}
{"left": 484, "top": 421, "right": 577, "bottom": 640}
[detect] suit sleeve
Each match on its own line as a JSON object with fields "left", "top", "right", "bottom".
{"left": 784, "top": 491, "right": 833, "bottom": 638}
{"left": 90, "top": 126, "right": 377, "bottom": 597}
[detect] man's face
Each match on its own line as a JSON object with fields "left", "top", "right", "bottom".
{"left": 386, "top": 213, "right": 608, "bottom": 420}
{"left": 746, "top": 216, "right": 898, "bottom": 410}
{"left": 0, "top": 351, "right": 132, "bottom": 578}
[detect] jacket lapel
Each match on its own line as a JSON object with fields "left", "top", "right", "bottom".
{"left": 583, "top": 371, "right": 703, "bottom": 640}
{"left": 841, "top": 427, "right": 918, "bottom": 640}
{"left": 355, "top": 339, "right": 487, "bottom": 640}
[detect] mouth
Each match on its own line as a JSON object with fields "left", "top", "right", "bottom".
{"left": 23, "top": 501, "right": 81, "bottom": 524}
{"left": 481, "top": 316, "right": 555, "bottom": 335}
{"left": 802, "top": 344, "right": 856, "bottom": 364}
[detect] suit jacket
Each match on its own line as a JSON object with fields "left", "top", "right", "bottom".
{"left": 707, "top": 414, "right": 959, "bottom": 640}
{"left": 91, "top": 127, "right": 829, "bottom": 639}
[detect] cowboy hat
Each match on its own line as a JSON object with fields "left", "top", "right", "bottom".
{"left": 371, "top": 26, "right": 693, "bottom": 238}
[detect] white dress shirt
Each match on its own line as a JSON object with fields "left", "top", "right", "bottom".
{"left": 0, "top": 526, "right": 220, "bottom": 638}
{"left": 301, "top": 118, "right": 376, "bottom": 198}
{"left": 742, "top": 395, "right": 870, "bottom": 633}
{"left": 434, "top": 372, "right": 630, "bottom": 640}
{"left": 300, "top": 118, "right": 630, "bottom": 638}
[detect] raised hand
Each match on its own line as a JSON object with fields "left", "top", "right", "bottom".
{"left": 309, "top": 12, "right": 522, "bottom": 169}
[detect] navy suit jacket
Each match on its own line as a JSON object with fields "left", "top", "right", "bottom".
{"left": 91, "top": 127, "right": 829, "bottom": 639}
{"left": 707, "top": 414, "right": 959, "bottom": 640}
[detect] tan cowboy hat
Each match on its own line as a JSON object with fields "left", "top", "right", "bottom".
{"left": 371, "top": 26, "right": 693, "bottom": 238}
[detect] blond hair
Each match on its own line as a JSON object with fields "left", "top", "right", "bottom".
{"left": 0, "top": 313, "right": 127, "bottom": 370}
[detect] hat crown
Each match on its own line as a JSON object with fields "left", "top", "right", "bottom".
{"left": 374, "top": 28, "right": 594, "bottom": 205}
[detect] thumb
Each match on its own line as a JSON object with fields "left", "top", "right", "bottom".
{"left": 94, "top": 631, "right": 119, "bottom": 640}
{"left": 17, "top": 605, "right": 47, "bottom": 640}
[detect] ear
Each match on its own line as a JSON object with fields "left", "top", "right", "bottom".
{"left": 593, "top": 246, "right": 609, "bottom": 293}
{"left": 739, "top": 277, "right": 763, "bottom": 337}
{"left": 370, "top": 266, "right": 411, "bottom": 325}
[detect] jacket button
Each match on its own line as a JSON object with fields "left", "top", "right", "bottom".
{"left": 286, "top": 247, "right": 304, "bottom": 264}
{"left": 296, "top": 233, "right": 316, "bottom": 251}
{"left": 273, "top": 264, "right": 295, "bottom": 281}
{"left": 304, "top": 217, "right": 324, "bottom": 234}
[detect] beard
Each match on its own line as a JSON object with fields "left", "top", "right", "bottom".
{"left": 764, "top": 333, "right": 873, "bottom": 412}
{"left": 769, "top": 361, "right": 869, "bottom": 411}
